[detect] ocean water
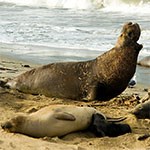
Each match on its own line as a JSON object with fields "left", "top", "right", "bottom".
{"left": 0, "top": 0, "right": 150, "bottom": 86}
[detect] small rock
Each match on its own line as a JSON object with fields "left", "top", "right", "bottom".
{"left": 22, "top": 64, "right": 30, "bottom": 68}
{"left": 138, "top": 134, "right": 150, "bottom": 141}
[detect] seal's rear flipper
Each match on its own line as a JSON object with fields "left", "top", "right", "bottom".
{"left": 107, "top": 116, "right": 127, "bottom": 123}
{"left": 54, "top": 112, "right": 76, "bottom": 121}
{"left": 105, "top": 123, "right": 131, "bottom": 137}
{"left": 89, "top": 113, "right": 131, "bottom": 137}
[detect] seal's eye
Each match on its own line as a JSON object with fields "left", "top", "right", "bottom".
{"left": 138, "top": 106, "right": 143, "bottom": 110}
{"left": 128, "top": 31, "right": 133, "bottom": 38}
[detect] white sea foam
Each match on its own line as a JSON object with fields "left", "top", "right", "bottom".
{"left": 0, "top": 0, "right": 149, "bottom": 62}
{"left": 103, "top": 0, "right": 150, "bottom": 14}
{"left": 0, "top": 0, "right": 149, "bottom": 12}
{"left": 0, "top": 0, "right": 94, "bottom": 9}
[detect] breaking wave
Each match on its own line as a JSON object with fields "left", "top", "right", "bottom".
{"left": 0, "top": 0, "right": 150, "bottom": 11}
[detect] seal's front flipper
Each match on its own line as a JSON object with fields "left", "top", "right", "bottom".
{"left": 54, "top": 112, "right": 76, "bottom": 121}
{"left": 87, "top": 82, "right": 107, "bottom": 100}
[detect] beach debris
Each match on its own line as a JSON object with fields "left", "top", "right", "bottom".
{"left": 0, "top": 80, "right": 7, "bottom": 88}
{"left": 111, "top": 94, "right": 140, "bottom": 107}
{"left": 0, "top": 67, "right": 17, "bottom": 72}
{"left": 0, "top": 78, "right": 9, "bottom": 88}
{"left": 128, "top": 80, "right": 136, "bottom": 88}
{"left": 21, "top": 64, "right": 30, "bottom": 68}
{"left": 139, "top": 90, "right": 150, "bottom": 103}
{"left": 124, "top": 94, "right": 140, "bottom": 106}
{"left": 128, "top": 75, "right": 136, "bottom": 88}
{"left": 144, "top": 88, "right": 149, "bottom": 92}
{"left": 138, "top": 134, "right": 150, "bottom": 141}
{"left": 0, "top": 66, "right": 18, "bottom": 74}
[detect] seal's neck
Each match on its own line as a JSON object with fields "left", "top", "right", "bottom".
{"left": 115, "top": 35, "right": 143, "bottom": 53}
{"left": 95, "top": 42, "right": 142, "bottom": 81}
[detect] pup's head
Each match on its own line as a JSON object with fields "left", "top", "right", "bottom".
{"left": 1, "top": 115, "right": 26, "bottom": 133}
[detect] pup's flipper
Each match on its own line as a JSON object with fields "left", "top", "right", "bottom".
{"left": 54, "top": 112, "right": 76, "bottom": 121}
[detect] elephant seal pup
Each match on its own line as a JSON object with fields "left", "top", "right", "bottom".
{"left": 1, "top": 105, "right": 126, "bottom": 138}
{"left": 6, "top": 22, "right": 143, "bottom": 101}
{"left": 138, "top": 56, "right": 150, "bottom": 67}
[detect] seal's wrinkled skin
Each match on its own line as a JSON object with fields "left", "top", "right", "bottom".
{"left": 6, "top": 22, "right": 142, "bottom": 101}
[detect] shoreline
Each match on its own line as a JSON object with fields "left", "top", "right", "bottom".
{"left": 0, "top": 53, "right": 38, "bottom": 79}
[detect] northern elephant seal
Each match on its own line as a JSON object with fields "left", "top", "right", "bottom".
{"left": 6, "top": 22, "right": 143, "bottom": 101}
{"left": 138, "top": 56, "right": 150, "bottom": 67}
{"left": 131, "top": 100, "right": 150, "bottom": 119}
{"left": 1, "top": 105, "right": 127, "bottom": 138}
{"left": 90, "top": 113, "right": 131, "bottom": 137}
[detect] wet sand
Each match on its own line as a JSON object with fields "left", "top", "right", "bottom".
{"left": 0, "top": 54, "right": 150, "bottom": 150}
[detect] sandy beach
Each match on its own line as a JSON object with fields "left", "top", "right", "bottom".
{"left": 0, "top": 54, "right": 150, "bottom": 150}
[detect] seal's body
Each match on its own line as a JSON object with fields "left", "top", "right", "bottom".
{"left": 138, "top": 56, "right": 150, "bottom": 67}
{"left": 1, "top": 105, "right": 130, "bottom": 138}
{"left": 1, "top": 105, "right": 101, "bottom": 137}
{"left": 7, "top": 22, "right": 142, "bottom": 100}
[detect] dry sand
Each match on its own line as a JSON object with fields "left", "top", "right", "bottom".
{"left": 0, "top": 54, "right": 150, "bottom": 150}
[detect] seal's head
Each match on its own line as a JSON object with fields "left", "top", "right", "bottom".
{"left": 1, "top": 115, "right": 25, "bottom": 133}
{"left": 116, "top": 22, "right": 143, "bottom": 50}
{"left": 131, "top": 100, "right": 150, "bottom": 119}
{"left": 122, "top": 22, "right": 141, "bottom": 42}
